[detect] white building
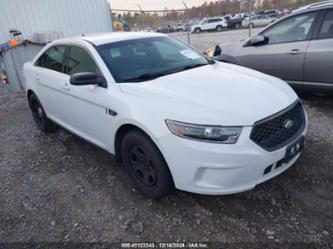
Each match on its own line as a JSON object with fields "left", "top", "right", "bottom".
{"left": 0, "top": 0, "right": 113, "bottom": 92}
{"left": 0, "top": 0, "right": 113, "bottom": 44}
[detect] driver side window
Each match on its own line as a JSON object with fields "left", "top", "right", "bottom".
{"left": 262, "top": 12, "right": 317, "bottom": 44}
{"left": 67, "top": 46, "right": 100, "bottom": 75}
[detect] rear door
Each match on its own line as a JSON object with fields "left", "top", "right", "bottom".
{"left": 34, "top": 46, "right": 68, "bottom": 120}
{"left": 304, "top": 8, "right": 333, "bottom": 87}
{"left": 201, "top": 20, "right": 210, "bottom": 31}
{"left": 257, "top": 16, "right": 268, "bottom": 26}
{"left": 207, "top": 19, "right": 219, "bottom": 30}
{"left": 251, "top": 16, "right": 259, "bottom": 26}
{"left": 241, "top": 11, "right": 319, "bottom": 83}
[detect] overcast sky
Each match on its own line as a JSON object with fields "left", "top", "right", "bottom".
{"left": 109, "top": 0, "right": 210, "bottom": 11}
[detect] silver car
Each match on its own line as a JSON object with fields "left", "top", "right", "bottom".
{"left": 208, "top": 1, "right": 333, "bottom": 94}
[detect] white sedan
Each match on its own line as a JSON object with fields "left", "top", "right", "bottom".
{"left": 24, "top": 32, "right": 307, "bottom": 199}
{"left": 242, "top": 15, "right": 274, "bottom": 28}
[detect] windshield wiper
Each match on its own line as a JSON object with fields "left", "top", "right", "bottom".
{"left": 122, "top": 62, "right": 215, "bottom": 82}
{"left": 181, "top": 63, "right": 209, "bottom": 71}
{"left": 122, "top": 72, "right": 167, "bottom": 82}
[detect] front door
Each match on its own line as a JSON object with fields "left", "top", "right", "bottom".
{"left": 304, "top": 9, "right": 333, "bottom": 86}
{"left": 241, "top": 11, "right": 318, "bottom": 83}
{"left": 57, "top": 46, "right": 111, "bottom": 149}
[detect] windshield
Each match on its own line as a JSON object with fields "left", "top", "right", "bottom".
{"left": 97, "top": 36, "right": 210, "bottom": 82}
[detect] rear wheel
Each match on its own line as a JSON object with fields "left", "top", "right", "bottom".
{"left": 250, "top": 23, "right": 255, "bottom": 28}
{"left": 121, "top": 130, "right": 175, "bottom": 199}
{"left": 29, "top": 93, "right": 58, "bottom": 132}
{"left": 216, "top": 25, "right": 223, "bottom": 32}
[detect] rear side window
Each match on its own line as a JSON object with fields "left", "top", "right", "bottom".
{"left": 37, "top": 46, "right": 65, "bottom": 73}
{"left": 318, "top": 10, "right": 333, "bottom": 39}
{"left": 208, "top": 19, "right": 218, "bottom": 23}
{"left": 67, "top": 47, "right": 99, "bottom": 75}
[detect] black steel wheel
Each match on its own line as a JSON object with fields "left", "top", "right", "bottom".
{"left": 29, "top": 93, "right": 57, "bottom": 132}
{"left": 121, "top": 130, "right": 175, "bottom": 199}
{"left": 128, "top": 145, "right": 157, "bottom": 187}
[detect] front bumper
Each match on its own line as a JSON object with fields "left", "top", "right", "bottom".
{"left": 158, "top": 126, "right": 306, "bottom": 195}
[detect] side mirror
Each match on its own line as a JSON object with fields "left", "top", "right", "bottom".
{"left": 248, "top": 35, "right": 269, "bottom": 46}
{"left": 70, "top": 72, "right": 107, "bottom": 88}
{"left": 205, "top": 45, "right": 222, "bottom": 58}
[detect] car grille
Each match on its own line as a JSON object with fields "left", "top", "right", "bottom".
{"left": 250, "top": 101, "right": 306, "bottom": 151}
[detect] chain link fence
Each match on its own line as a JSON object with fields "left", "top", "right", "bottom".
{"left": 110, "top": 0, "right": 322, "bottom": 44}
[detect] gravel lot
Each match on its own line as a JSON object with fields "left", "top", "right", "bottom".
{"left": 0, "top": 92, "right": 332, "bottom": 246}
{"left": 0, "top": 29, "right": 332, "bottom": 247}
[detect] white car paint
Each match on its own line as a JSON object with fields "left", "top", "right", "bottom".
{"left": 23, "top": 32, "right": 307, "bottom": 195}
{"left": 191, "top": 18, "right": 228, "bottom": 33}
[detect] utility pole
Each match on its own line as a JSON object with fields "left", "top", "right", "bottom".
{"left": 137, "top": 5, "right": 145, "bottom": 30}
{"left": 109, "top": 3, "right": 114, "bottom": 32}
{"left": 182, "top": 1, "right": 191, "bottom": 44}
{"left": 248, "top": 0, "right": 252, "bottom": 37}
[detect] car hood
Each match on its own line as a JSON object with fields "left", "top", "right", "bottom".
{"left": 119, "top": 62, "right": 298, "bottom": 126}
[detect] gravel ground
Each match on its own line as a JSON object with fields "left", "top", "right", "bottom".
{"left": 0, "top": 92, "right": 332, "bottom": 247}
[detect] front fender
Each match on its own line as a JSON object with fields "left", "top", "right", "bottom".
{"left": 215, "top": 54, "right": 241, "bottom": 65}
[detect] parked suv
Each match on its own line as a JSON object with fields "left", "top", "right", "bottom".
{"left": 208, "top": 1, "right": 333, "bottom": 94}
{"left": 191, "top": 17, "right": 228, "bottom": 33}
{"left": 24, "top": 33, "right": 307, "bottom": 199}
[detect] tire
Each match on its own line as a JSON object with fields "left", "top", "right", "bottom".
{"left": 194, "top": 28, "right": 201, "bottom": 34}
{"left": 121, "top": 130, "right": 175, "bottom": 199}
{"left": 216, "top": 25, "right": 223, "bottom": 32}
{"left": 28, "top": 93, "right": 58, "bottom": 132}
{"left": 235, "top": 23, "right": 240, "bottom": 29}
{"left": 250, "top": 23, "right": 255, "bottom": 28}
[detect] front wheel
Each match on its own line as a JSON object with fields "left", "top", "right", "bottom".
{"left": 121, "top": 130, "right": 175, "bottom": 199}
{"left": 28, "top": 93, "right": 58, "bottom": 132}
{"left": 194, "top": 28, "right": 201, "bottom": 34}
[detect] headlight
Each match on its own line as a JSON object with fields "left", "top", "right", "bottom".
{"left": 166, "top": 120, "right": 242, "bottom": 144}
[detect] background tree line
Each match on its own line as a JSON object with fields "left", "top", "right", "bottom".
{"left": 113, "top": 0, "right": 322, "bottom": 29}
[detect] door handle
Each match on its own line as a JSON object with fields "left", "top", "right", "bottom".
{"left": 63, "top": 82, "right": 71, "bottom": 90}
{"left": 287, "top": 49, "right": 301, "bottom": 55}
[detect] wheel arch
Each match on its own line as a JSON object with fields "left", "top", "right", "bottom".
{"left": 114, "top": 123, "right": 161, "bottom": 162}
{"left": 27, "top": 89, "right": 35, "bottom": 101}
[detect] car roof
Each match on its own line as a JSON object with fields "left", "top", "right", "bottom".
{"left": 54, "top": 32, "right": 167, "bottom": 46}
{"left": 293, "top": 0, "right": 333, "bottom": 13}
